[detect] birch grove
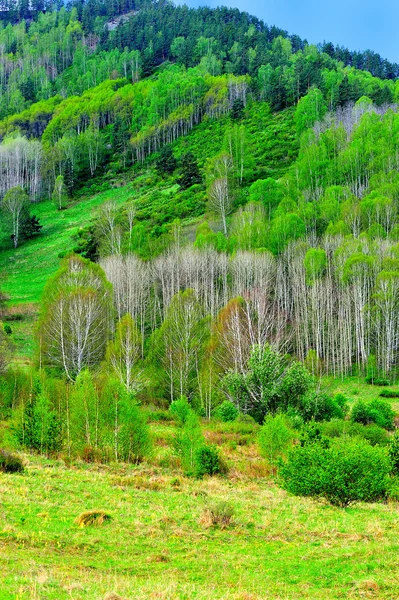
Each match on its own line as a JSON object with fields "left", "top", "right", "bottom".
{"left": 101, "top": 238, "right": 399, "bottom": 380}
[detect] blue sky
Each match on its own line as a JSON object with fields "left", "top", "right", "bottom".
{"left": 174, "top": 0, "right": 399, "bottom": 62}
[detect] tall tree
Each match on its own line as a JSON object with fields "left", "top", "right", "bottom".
{"left": 1, "top": 186, "right": 29, "bottom": 249}
{"left": 38, "top": 255, "right": 113, "bottom": 380}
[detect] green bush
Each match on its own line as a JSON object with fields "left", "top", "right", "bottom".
{"left": 380, "top": 389, "right": 399, "bottom": 398}
{"left": 258, "top": 414, "right": 297, "bottom": 467}
{"left": 117, "top": 399, "right": 152, "bottom": 464}
{"left": 281, "top": 438, "right": 391, "bottom": 507}
{"left": 365, "top": 376, "right": 390, "bottom": 386}
{"left": 3, "top": 324, "right": 12, "bottom": 336}
{"left": 299, "top": 392, "right": 346, "bottom": 422}
{"left": 11, "top": 392, "right": 62, "bottom": 455}
{"left": 195, "top": 445, "right": 225, "bottom": 478}
{"left": 0, "top": 449, "right": 24, "bottom": 473}
{"left": 170, "top": 396, "right": 191, "bottom": 425}
{"left": 216, "top": 401, "right": 239, "bottom": 422}
{"left": 236, "top": 413, "right": 256, "bottom": 424}
{"left": 300, "top": 423, "right": 330, "bottom": 448}
{"left": 320, "top": 419, "right": 389, "bottom": 446}
{"left": 351, "top": 399, "right": 395, "bottom": 429}
{"left": 389, "top": 431, "right": 399, "bottom": 475}
{"left": 173, "top": 410, "right": 205, "bottom": 475}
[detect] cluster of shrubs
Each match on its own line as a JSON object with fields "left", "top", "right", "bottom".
{"left": 380, "top": 389, "right": 399, "bottom": 398}
{"left": 280, "top": 436, "right": 391, "bottom": 507}
{"left": 255, "top": 389, "right": 399, "bottom": 507}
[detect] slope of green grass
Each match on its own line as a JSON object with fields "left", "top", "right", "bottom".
{"left": 2, "top": 450, "right": 399, "bottom": 600}
{"left": 0, "top": 103, "right": 297, "bottom": 311}
{"left": 0, "top": 183, "right": 135, "bottom": 306}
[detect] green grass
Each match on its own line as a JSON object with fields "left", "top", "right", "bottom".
{"left": 0, "top": 183, "right": 136, "bottom": 306}
{"left": 322, "top": 375, "right": 399, "bottom": 412}
{"left": 2, "top": 449, "right": 399, "bottom": 599}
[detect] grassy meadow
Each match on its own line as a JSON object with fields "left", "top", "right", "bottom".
{"left": 2, "top": 414, "right": 399, "bottom": 600}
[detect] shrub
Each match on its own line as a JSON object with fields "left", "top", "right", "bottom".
{"left": 281, "top": 439, "right": 391, "bottom": 507}
{"left": 173, "top": 410, "right": 205, "bottom": 475}
{"left": 170, "top": 396, "right": 191, "bottom": 425}
{"left": 258, "top": 414, "right": 297, "bottom": 467}
{"left": 3, "top": 324, "right": 12, "bottom": 336}
{"left": 300, "top": 423, "right": 330, "bottom": 448}
{"left": 365, "top": 376, "right": 390, "bottom": 386}
{"left": 389, "top": 430, "right": 399, "bottom": 475}
{"left": 118, "top": 399, "right": 152, "bottom": 464}
{"left": 320, "top": 420, "right": 389, "bottom": 446}
{"left": 217, "top": 401, "right": 239, "bottom": 422}
{"left": 380, "top": 389, "right": 399, "bottom": 398}
{"left": 236, "top": 413, "right": 256, "bottom": 424}
{"left": 299, "top": 392, "right": 346, "bottom": 422}
{"left": 195, "top": 445, "right": 224, "bottom": 478}
{"left": 201, "top": 501, "right": 234, "bottom": 528}
{"left": 351, "top": 399, "right": 395, "bottom": 430}
{"left": 0, "top": 449, "right": 24, "bottom": 473}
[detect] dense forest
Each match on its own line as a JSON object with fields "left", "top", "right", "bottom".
{"left": 1, "top": 0, "right": 399, "bottom": 512}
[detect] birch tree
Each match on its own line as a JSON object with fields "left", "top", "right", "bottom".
{"left": 105, "top": 314, "right": 142, "bottom": 392}
{"left": 38, "top": 255, "right": 113, "bottom": 380}
{"left": 1, "top": 186, "right": 29, "bottom": 249}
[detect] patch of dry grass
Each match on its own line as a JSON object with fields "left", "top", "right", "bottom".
{"left": 75, "top": 510, "right": 111, "bottom": 527}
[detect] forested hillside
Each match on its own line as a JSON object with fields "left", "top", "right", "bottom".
{"left": 3, "top": 9, "right": 399, "bottom": 595}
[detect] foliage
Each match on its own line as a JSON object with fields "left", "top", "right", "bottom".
{"left": 11, "top": 385, "right": 62, "bottom": 456}
{"left": 195, "top": 445, "right": 224, "bottom": 478}
{"left": 380, "top": 389, "right": 399, "bottom": 398}
{"left": 298, "top": 392, "right": 347, "bottom": 422}
{"left": 320, "top": 419, "right": 390, "bottom": 446}
{"left": 281, "top": 438, "right": 391, "bottom": 507}
{"left": 216, "top": 400, "right": 239, "bottom": 422}
{"left": 388, "top": 430, "right": 399, "bottom": 475}
{"left": 258, "top": 414, "right": 297, "bottom": 468}
{"left": 117, "top": 391, "right": 152, "bottom": 464}
{"left": 169, "top": 396, "right": 192, "bottom": 425}
{"left": 350, "top": 399, "right": 395, "bottom": 430}
{"left": 224, "top": 345, "right": 313, "bottom": 423}
{"left": 173, "top": 409, "right": 205, "bottom": 476}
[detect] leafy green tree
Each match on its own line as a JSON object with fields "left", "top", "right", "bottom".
{"left": 295, "top": 88, "right": 327, "bottom": 138}
{"left": 105, "top": 314, "right": 142, "bottom": 392}
{"left": 224, "top": 345, "right": 313, "bottom": 422}
{"left": 38, "top": 255, "right": 113, "bottom": 380}
{"left": 249, "top": 179, "right": 284, "bottom": 221}
{"left": 68, "top": 369, "right": 101, "bottom": 455}
{"left": 173, "top": 410, "right": 205, "bottom": 476}
{"left": 1, "top": 186, "right": 29, "bottom": 249}
{"left": 258, "top": 414, "right": 297, "bottom": 469}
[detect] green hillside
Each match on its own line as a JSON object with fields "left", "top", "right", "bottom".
{"left": 1, "top": 2, "right": 399, "bottom": 599}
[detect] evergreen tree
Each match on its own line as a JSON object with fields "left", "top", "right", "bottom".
{"left": 156, "top": 146, "right": 177, "bottom": 176}
{"left": 178, "top": 152, "right": 202, "bottom": 189}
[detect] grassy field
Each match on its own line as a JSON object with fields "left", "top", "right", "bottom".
{"left": 0, "top": 182, "right": 138, "bottom": 307}
{"left": 2, "top": 417, "right": 399, "bottom": 600}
